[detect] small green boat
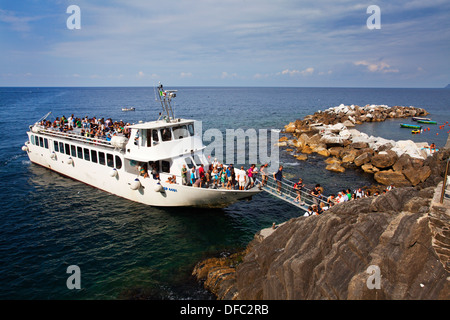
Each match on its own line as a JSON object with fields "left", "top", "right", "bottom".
{"left": 400, "top": 123, "right": 422, "bottom": 129}
{"left": 416, "top": 120, "right": 437, "bottom": 124}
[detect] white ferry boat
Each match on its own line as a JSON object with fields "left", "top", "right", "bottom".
{"left": 22, "top": 84, "right": 262, "bottom": 208}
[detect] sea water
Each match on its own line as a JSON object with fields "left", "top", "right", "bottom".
{"left": 0, "top": 87, "right": 449, "bottom": 299}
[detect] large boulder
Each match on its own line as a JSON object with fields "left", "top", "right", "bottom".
{"left": 371, "top": 150, "right": 398, "bottom": 169}
{"left": 374, "top": 170, "right": 410, "bottom": 187}
{"left": 354, "top": 152, "right": 372, "bottom": 167}
{"left": 328, "top": 147, "right": 344, "bottom": 157}
{"left": 361, "top": 163, "right": 380, "bottom": 174}
{"left": 284, "top": 122, "right": 296, "bottom": 133}
{"left": 326, "top": 162, "right": 346, "bottom": 173}
{"left": 403, "top": 166, "right": 432, "bottom": 186}
{"left": 392, "top": 153, "right": 413, "bottom": 172}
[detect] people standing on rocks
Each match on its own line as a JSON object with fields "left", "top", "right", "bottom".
{"left": 304, "top": 206, "right": 315, "bottom": 216}
{"left": 354, "top": 187, "right": 365, "bottom": 198}
{"left": 430, "top": 142, "right": 436, "bottom": 153}
{"left": 310, "top": 184, "right": 322, "bottom": 205}
{"left": 327, "top": 194, "right": 336, "bottom": 207}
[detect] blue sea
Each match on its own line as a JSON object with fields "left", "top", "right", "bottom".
{"left": 1, "top": 87, "right": 449, "bottom": 300}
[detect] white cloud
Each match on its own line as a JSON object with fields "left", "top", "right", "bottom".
{"left": 220, "top": 72, "right": 238, "bottom": 79}
{"left": 180, "top": 72, "right": 193, "bottom": 78}
{"left": 354, "top": 60, "right": 399, "bottom": 73}
{"left": 278, "top": 67, "right": 314, "bottom": 76}
{"left": 0, "top": 9, "right": 46, "bottom": 32}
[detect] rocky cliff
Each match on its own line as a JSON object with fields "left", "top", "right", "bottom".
{"left": 193, "top": 149, "right": 450, "bottom": 300}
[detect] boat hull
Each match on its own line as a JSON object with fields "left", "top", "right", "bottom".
{"left": 24, "top": 141, "right": 262, "bottom": 208}
{"left": 400, "top": 124, "right": 422, "bottom": 129}
{"left": 416, "top": 120, "right": 437, "bottom": 124}
{"left": 412, "top": 117, "right": 431, "bottom": 122}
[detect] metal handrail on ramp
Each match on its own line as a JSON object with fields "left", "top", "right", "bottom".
{"left": 258, "top": 175, "right": 328, "bottom": 211}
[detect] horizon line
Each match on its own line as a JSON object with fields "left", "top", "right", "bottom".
{"left": 0, "top": 85, "right": 448, "bottom": 89}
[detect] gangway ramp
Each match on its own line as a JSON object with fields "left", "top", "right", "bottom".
{"left": 259, "top": 176, "right": 328, "bottom": 212}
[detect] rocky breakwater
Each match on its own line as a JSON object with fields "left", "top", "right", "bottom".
{"left": 281, "top": 104, "right": 433, "bottom": 187}
{"left": 192, "top": 148, "right": 450, "bottom": 299}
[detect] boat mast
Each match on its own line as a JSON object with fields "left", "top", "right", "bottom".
{"left": 157, "top": 82, "right": 177, "bottom": 121}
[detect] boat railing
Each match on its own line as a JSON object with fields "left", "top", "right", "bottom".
{"left": 263, "top": 174, "right": 329, "bottom": 207}
{"left": 31, "top": 125, "right": 119, "bottom": 149}
{"left": 159, "top": 171, "right": 183, "bottom": 186}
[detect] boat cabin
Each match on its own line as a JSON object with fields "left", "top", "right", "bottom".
{"left": 124, "top": 119, "right": 207, "bottom": 183}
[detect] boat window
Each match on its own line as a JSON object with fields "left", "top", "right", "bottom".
{"left": 193, "top": 154, "right": 202, "bottom": 166}
{"left": 91, "top": 150, "right": 98, "bottom": 163}
{"left": 107, "top": 153, "right": 114, "bottom": 168}
{"left": 173, "top": 125, "right": 189, "bottom": 139}
{"left": 161, "top": 160, "right": 170, "bottom": 173}
{"left": 44, "top": 138, "right": 49, "bottom": 149}
{"left": 185, "top": 157, "right": 194, "bottom": 169}
{"left": 31, "top": 135, "right": 35, "bottom": 145}
{"left": 152, "top": 129, "right": 159, "bottom": 142}
{"left": 65, "top": 143, "right": 70, "bottom": 155}
{"left": 188, "top": 124, "right": 194, "bottom": 136}
{"left": 84, "top": 148, "right": 90, "bottom": 161}
{"left": 146, "top": 129, "right": 152, "bottom": 147}
{"left": 77, "top": 146, "right": 83, "bottom": 159}
{"left": 59, "top": 142, "right": 64, "bottom": 154}
{"left": 140, "top": 129, "right": 147, "bottom": 147}
{"left": 149, "top": 161, "right": 159, "bottom": 173}
{"left": 54, "top": 141, "right": 59, "bottom": 152}
{"left": 133, "top": 130, "right": 139, "bottom": 145}
{"left": 115, "top": 156, "right": 122, "bottom": 169}
{"left": 39, "top": 137, "right": 44, "bottom": 148}
{"left": 98, "top": 152, "right": 105, "bottom": 165}
{"left": 160, "top": 128, "right": 172, "bottom": 142}
{"left": 71, "top": 145, "right": 76, "bottom": 157}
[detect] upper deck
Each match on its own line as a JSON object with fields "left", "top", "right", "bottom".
{"left": 27, "top": 83, "right": 205, "bottom": 162}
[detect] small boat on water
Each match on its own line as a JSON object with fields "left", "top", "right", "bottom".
{"left": 122, "top": 107, "right": 135, "bottom": 111}
{"left": 412, "top": 117, "right": 431, "bottom": 122}
{"left": 416, "top": 119, "right": 437, "bottom": 124}
{"left": 411, "top": 129, "right": 421, "bottom": 134}
{"left": 400, "top": 123, "right": 422, "bottom": 129}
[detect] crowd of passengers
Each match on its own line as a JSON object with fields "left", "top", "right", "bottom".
{"left": 39, "top": 114, "right": 132, "bottom": 140}
{"left": 138, "top": 158, "right": 268, "bottom": 190}
{"left": 303, "top": 183, "right": 396, "bottom": 216}
{"left": 138, "top": 157, "right": 397, "bottom": 215}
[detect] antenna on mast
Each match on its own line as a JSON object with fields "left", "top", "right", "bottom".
{"left": 156, "top": 82, "right": 177, "bottom": 121}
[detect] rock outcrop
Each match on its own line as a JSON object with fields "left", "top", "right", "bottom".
{"left": 192, "top": 148, "right": 450, "bottom": 300}
{"left": 281, "top": 104, "right": 435, "bottom": 187}
{"left": 193, "top": 183, "right": 450, "bottom": 300}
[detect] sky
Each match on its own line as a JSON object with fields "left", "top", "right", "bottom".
{"left": 0, "top": 0, "right": 449, "bottom": 87}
